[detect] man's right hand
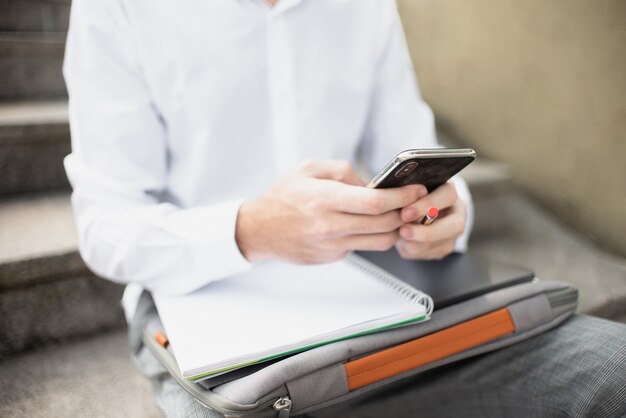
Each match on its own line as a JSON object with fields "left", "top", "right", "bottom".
{"left": 235, "top": 160, "right": 427, "bottom": 264}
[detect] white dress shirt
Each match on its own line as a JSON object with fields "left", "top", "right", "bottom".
{"left": 63, "top": 0, "right": 473, "bottom": 321}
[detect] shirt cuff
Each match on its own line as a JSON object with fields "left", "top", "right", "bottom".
{"left": 165, "top": 199, "right": 252, "bottom": 293}
{"left": 450, "top": 176, "right": 473, "bottom": 253}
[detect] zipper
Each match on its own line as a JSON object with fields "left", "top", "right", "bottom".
{"left": 210, "top": 397, "right": 284, "bottom": 418}
{"left": 273, "top": 397, "right": 292, "bottom": 418}
{"left": 143, "top": 328, "right": 290, "bottom": 417}
{"left": 186, "top": 392, "right": 289, "bottom": 417}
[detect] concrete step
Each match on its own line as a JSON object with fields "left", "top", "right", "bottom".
{"left": 439, "top": 129, "right": 514, "bottom": 238}
{"left": 469, "top": 189, "right": 626, "bottom": 319}
{"left": 459, "top": 159, "right": 512, "bottom": 238}
{"left": 445, "top": 131, "right": 626, "bottom": 320}
{"left": 0, "top": 193, "right": 125, "bottom": 358}
{"left": 0, "top": 0, "right": 71, "bottom": 32}
{"left": 0, "top": 328, "right": 161, "bottom": 418}
{"left": 0, "top": 32, "right": 67, "bottom": 101}
{"left": 0, "top": 100, "right": 70, "bottom": 196}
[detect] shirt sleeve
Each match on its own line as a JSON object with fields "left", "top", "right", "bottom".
{"left": 63, "top": 0, "right": 251, "bottom": 296}
{"left": 359, "top": 0, "right": 473, "bottom": 252}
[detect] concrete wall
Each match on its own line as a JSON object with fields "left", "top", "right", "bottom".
{"left": 397, "top": 0, "right": 626, "bottom": 256}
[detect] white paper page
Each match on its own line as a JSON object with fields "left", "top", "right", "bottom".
{"left": 154, "top": 258, "right": 425, "bottom": 378}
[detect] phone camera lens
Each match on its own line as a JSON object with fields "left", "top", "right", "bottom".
{"left": 395, "top": 161, "right": 418, "bottom": 178}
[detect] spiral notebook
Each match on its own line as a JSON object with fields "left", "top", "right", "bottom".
{"left": 154, "top": 254, "right": 433, "bottom": 382}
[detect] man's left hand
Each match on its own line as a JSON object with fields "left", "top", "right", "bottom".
{"left": 395, "top": 182, "right": 466, "bottom": 260}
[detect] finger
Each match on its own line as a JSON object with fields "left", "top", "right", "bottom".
{"left": 338, "top": 231, "right": 400, "bottom": 252}
{"left": 400, "top": 182, "right": 458, "bottom": 223}
{"left": 396, "top": 239, "right": 427, "bottom": 259}
{"left": 395, "top": 238, "right": 455, "bottom": 260}
{"left": 399, "top": 211, "right": 466, "bottom": 243}
{"left": 298, "top": 160, "right": 365, "bottom": 186}
{"left": 332, "top": 211, "right": 404, "bottom": 235}
{"left": 323, "top": 182, "right": 427, "bottom": 215}
{"left": 417, "top": 240, "right": 456, "bottom": 260}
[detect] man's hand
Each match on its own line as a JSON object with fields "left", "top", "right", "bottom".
{"left": 235, "top": 160, "right": 427, "bottom": 264}
{"left": 395, "top": 182, "right": 466, "bottom": 260}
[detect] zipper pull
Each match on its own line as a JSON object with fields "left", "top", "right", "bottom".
{"left": 273, "top": 397, "right": 292, "bottom": 418}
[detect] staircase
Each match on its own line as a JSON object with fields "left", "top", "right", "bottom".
{"left": 0, "top": 2, "right": 158, "bottom": 415}
{"left": 0, "top": 1, "right": 625, "bottom": 417}
{"left": 0, "top": 2, "right": 125, "bottom": 360}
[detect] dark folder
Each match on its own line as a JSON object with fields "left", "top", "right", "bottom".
{"left": 356, "top": 249, "right": 535, "bottom": 310}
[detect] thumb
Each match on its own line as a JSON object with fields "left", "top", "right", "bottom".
{"left": 297, "top": 160, "right": 366, "bottom": 186}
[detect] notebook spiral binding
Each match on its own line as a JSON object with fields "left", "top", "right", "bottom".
{"left": 347, "top": 254, "right": 434, "bottom": 316}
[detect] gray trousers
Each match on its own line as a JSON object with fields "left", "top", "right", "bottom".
{"left": 129, "top": 292, "right": 626, "bottom": 418}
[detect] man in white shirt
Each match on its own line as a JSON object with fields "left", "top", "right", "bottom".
{"left": 64, "top": 0, "right": 626, "bottom": 416}
{"left": 64, "top": 0, "right": 472, "bottom": 317}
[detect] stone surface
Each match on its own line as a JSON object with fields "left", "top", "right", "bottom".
{"left": 461, "top": 160, "right": 513, "bottom": 238}
{"left": 0, "top": 32, "right": 67, "bottom": 100}
{"left": 0, "top": 137, "right": 70, "bottom": 195}
{"left": 0, "top": 328, "right": 161, "bottom": 418}
{"left": 0, "top": 101, "right": 70, "bottom": 195}
{"left": 0, "top": 273, "right": 125, "bottom": 357}
{"left": 0, "top": 192, "right": 76, "bottom": 266}
{"left": 0, "top": 0, "right": 71, "bottom": 32}
{"left": 469, "top": 189, "right": 626, "bottom": 319}
{"left": 0, "top": 251, "right": 85, "bottom": 290}
{"left": 459, "top": 159, "right": 511, "bottom": 199}
{"left": 0, "top": 193, "right": 125, "bottom": 357}
{"left": 0, "top": 100, "right": 68, "bottom": 126}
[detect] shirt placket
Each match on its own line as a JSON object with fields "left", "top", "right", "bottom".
{"left": 266, "top": 9, "right": 298, "bottom": 176}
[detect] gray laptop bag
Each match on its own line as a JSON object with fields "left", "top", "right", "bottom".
{"left": 143, "top": 280, "right": 577, "bottom": 417}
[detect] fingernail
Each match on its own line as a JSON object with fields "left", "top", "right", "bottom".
{"left": 402, "top": 207, "right": 416, "bottom": 222}
{"left": 400, "top": 226, "right": 412, "bottom": 239}
{"left": 418, "top": 186, "right": 428, "bottom": 197}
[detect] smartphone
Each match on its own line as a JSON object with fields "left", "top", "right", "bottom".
{"left": 367, "top": 148, "right": 476, "bottom": 191}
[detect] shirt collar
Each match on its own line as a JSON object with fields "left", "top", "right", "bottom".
{"left": 243, "top": 0, "right": 303, "bottom": 16}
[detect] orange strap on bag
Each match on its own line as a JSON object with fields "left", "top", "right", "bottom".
{"left": 344, "top": 308, "right": 515, "bottom": 390}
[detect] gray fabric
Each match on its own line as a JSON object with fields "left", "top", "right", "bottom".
{"left": 305, "top": 315, "right": 626, "bottom": 418}
{"left": 507, "top": 294, "right": 552, "bottom": 333}
{"left": 131, "top": 309, "right": 626, "bottom": 417}
{"left": 286, "top": 364, "right": 348, "bottom": 412}
{"left": 295, "top": 310, "right": 574, "bottom": 416}
{"left": 129, "top": 290, "right": 160, "bottom": 355}
{"left": 133, "top": 344, "right": 225, "bottom": 418}
{"left": 286, "top": 294, "right": 564, "bottom": 415}
{"left": 213, "top": 280, "right": 569, "bottom": 403}
{"left": 129, "top": 284, "right": 626, "bottom": 417}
